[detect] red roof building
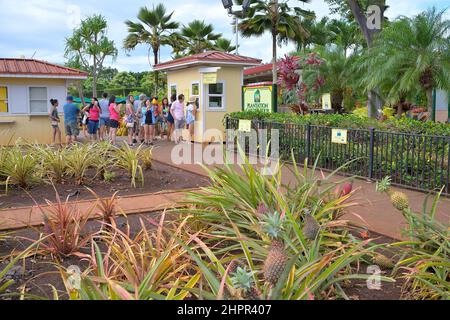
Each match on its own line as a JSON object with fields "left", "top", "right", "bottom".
{"left": 244, "top": 56, "right": 301, "bottom": 84}
{"left": 0, "top": 58, "right": 88, "bottom": 79}
{"left": 154, "top": 51, "right": 262, "bottom": 71}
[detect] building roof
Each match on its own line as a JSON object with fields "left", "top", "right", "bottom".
{"left": 244, "top": 56, "right": 301, "bottom": 78}
{"left": 154, "top": 51, "right": 262, "bottom": 71}
{"left": 0, "top": 58, "right": 88, "bottom": 79}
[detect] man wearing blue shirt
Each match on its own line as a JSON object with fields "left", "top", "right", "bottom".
{"left": 63, "top": 96, "right": 80, "bottom": 144}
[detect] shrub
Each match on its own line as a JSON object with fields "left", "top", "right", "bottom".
{"left": 34, "top": 146, "right": 68, "bottom": 184}
{"left": 0, "top": 146, "right": 41, "bottom": 190}
{"left": 65, "top": 144, "right": 98, "bottom": 185}
{"left": 113, "top": 143, "right": 144, "bottom": 188}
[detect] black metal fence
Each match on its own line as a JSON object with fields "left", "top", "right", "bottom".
{"left": 226, "top": 117, "right": 450, "bottom": 195}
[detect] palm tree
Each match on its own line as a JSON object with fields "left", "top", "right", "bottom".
{"left": 124, "top": 4, "right": 179, "bottom": 66}
{"left": 327, "top": 19, "right": 362, "bottom": 56}
{"left": 361, "top": 8, "right": 450, "bottom": 115}
{"left": 214, "top": 38, "right": 237, "bottom": 53}
{"left": 239, "top": 0, "right": 314, "bottom": 83}
{"left": 302, "top": 45, "right": 354, "bottom": 112}
{"left": 181, "top": 20, "right": 222, "bottom": 55}
{"left": 166, "top": 32, "right": 189, "bottom": 59}
{"left": 296, "top": 17, "right": 330, "bottom": 52}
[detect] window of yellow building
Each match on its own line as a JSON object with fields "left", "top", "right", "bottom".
{"left": 207, "top": 82, "right": 225, "bottom": 111}
{"left": 29, "top": 87, "right": 48, "bottom": 114}
{"left": 0, "top": 87, "right": 8, "bottom": 113}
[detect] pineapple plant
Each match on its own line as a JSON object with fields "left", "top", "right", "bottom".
{"left": 262, "top": 212, "right": 288, "bottom": 287}
{"left": 376, "top": 177, "right": 410, "bottom": 211}
{"left": 230, "top": 266, "right": 260, "bottom": 300}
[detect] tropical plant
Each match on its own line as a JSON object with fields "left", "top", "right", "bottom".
{"left": 87, "top": 188, "right": 121, "bottom": 228}
{"left": 36, "top": 191, "right": 93, "bottom": 258}
{"left": 139, "top": 147, "right": 153, "bottom": 171}
{"left": 376, "top": 179, "right": 449, "bottom": 300}
{"left": 124, "top": 4, "right": 179, "bottom": 66}
{"left": 181, "top": 20, "right": 222, "bottom": 55}
{"left": 61, "top": 214, "right": 199, "bottom": 300}
{"left": 360, "top": 8, "right": 450, "bottom": 114}
{"left": 113, "top": 143, "right": 145, "bottom": 188}
{"left": 65, "top": 14, "right": 118, "bottom": 97}
{"left": 239, "top": 0, "right": 314, "bottom": 82}
{"left": 0, "top": 146, "right": 41, "bottom": 190}
{"left": 65, "top": 144, "right": 98, "bottom": 185}
{"left": 34, "top": 145, "right": 68, "bottom": 184}
{"left": 214, "top": 38, "right": 237, "bottom": 53}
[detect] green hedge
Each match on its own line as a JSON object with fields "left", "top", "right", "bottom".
{"left": 228, "top": 111, "right": 450, "bottom": 136}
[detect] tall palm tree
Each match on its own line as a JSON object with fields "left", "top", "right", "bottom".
{"left": 214, "top": 38, "right": 237, "bottom": 53}
{"left": 181, "top": 20, "right": 222, "bottom": 55}
{"left": 296, "top": 17, "right": 331, "bottom": 52}
{"left": 361, "top": 8, "right": 450, "bottom": 115}
{"left": 239, "top": 0, "right": 314, "bottom": 83}
{"left": 327, "top": 19, "right": 361, "bottom": 56}
{"left": 124, "top": 4, "right": 179, "bottom": 66}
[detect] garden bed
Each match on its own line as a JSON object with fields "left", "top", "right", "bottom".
{"left": 0, "top": 161, "right": 209, "bottom": 210}
{"left": 0, "top": 213, "right": 404, "bottom": 301}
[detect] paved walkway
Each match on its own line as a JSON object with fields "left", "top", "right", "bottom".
{"left": 0, "top": 190, "right": 189, "bottom": 231}
{"left": 150, "top": 141, "right": 450, "bottom": 240}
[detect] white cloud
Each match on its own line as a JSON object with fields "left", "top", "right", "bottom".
{"left": 0, "top": 0, "right": 448, "bottom": 71}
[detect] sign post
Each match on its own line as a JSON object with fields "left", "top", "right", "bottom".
{"left": 331, "top": 129, "right": 348, "bottom": 144}
{"left": 242, "top": 84, "right": 277, "bottom": 113}
{"left": 322, "top": 93, "right": 332, "bottom": 110}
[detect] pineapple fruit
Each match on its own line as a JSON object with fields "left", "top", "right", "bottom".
{"left": 376, "top": 177, "right": 410, "bottom": 211}
{"left": 262, "top": 212, "right": 288, "bottom": 287}
{"left": 372, "top": 253, "right": 395, "bottom": 269}
{"left": 230, "top": 266, "right": 261, "bottom": 300}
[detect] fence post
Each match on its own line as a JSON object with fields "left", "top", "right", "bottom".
{"left": 369, "top": 127, "right": 375, "bottom": 180}
{"left": 306, "top": 124, "right": 311, "bottom": 161}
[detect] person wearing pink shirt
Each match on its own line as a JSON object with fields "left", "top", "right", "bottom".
{"left": 108, "top": 95, "right": 121, "bottom": 145}
{"left": 82, "top": 98, "right": 101, "bottom": 142}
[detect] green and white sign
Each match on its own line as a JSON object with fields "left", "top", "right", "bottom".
{"left": 243, "top": 85, "right": 276, "bottom": 113}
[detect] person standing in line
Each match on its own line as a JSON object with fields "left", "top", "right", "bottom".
{"left": 49, "top": 99, "right": 62, "bottom": 146}
{"left": 132, "top": 94, "right": 144, "bottom": 144}
{"left": 137, "top": 96, "right": 148, "bottom": 144}
{"left": 125, "top": 95, "right": 136, "bottom": 146}
{"left": 170, "top": 94, "right": 186, "bottom": 144}
{"left": 143, "top": 99, "right": 154, "bottom": 145}
{"left": 108, "top": 95, "right": 121, "bottom": 146}
{"left": 186, "top": 97, "right": 197, "bottom": 143}
{"left": 152, "top": 97, "right": 163, "bottom": 140}
{"left": 162, "top": 97, "right": 170, "bottom": 141}
{"left": 99, "top": 92, "right": 110, "bottom": 141}
{"left": 82, "top": 98, "right": 101, "bottom": 142}
{"left": 167, "top": 94, "right": 176, "bottom": 142}
{"left": 63, "top": 96, "right": 80, "bottom": 145}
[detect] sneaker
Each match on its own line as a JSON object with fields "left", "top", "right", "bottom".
{"left": 133, "top": 139, "right": 138, "bottom": 144}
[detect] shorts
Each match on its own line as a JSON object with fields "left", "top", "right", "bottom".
{"left": 88, "top": 120, "right": 99, "bottom": 135}
{"left": 65, "top": 121, "right": 80, "bottom": 137}
{"left": 100, "top": 117, "right": 110, "bottom": 127}
{"left": 145, "top": 116, "right": 154, "bottom": 126}
{"left": 109, "top": 119, "right": 120, "bottom": 129}
{"left": 175, "top": 119, "right": 185, "bottom": 130}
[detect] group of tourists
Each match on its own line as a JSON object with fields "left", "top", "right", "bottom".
{"left": 49, "top": 93, "right": 197, "bottom": 146}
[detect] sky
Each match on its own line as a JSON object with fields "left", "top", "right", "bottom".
{"left": 0, "top": 0, "right": 449, "bottom": 72}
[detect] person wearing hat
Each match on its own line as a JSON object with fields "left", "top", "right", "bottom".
{"left": 186, "top": 96, "right": 198, "bottom": 142}
{"left": 63, "top": 95, "right": 80, "bottom": 145}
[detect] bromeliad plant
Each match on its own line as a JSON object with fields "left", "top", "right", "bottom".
{"left": 377, "top": 177, "right": 450, "bottom": 300}
{"left": 0, "top": 145, "right": 41, "bottom": 191}
{"left": 65, "top": 143, "right": 98, "bottom": 185}
{"left": 61, "top": 213, "right": 200, "bottom": 300}
{"left": 34, "top": 191, "right": 94, "bottom": 258}
{"left": 113, "top": 143, "right": 145, "bottom": 188}
{"left": 34, "top": 145, "right": 68, "bottom": 184}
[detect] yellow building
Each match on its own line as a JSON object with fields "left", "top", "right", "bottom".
{"left": 154, "top": 51, "right": 261, "bottom": 143}
{"left": 0, "top": 58, "right": 87, "bottom": 145}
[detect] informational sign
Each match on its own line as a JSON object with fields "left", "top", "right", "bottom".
{"left": 243, "top": 85, "right": 275, "bottom": 113}
{"left": 332, "top": 129, "right": 348, "bottom": 144}
{"left": 322, "top": 93, "right": 332, "bottom": 110}
{"left": 238, "top": 119, "right": 252, "bottom": 133}
{"left": 203, "top": 73, "right": 217, "bottom": 84}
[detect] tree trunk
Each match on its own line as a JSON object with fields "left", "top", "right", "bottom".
{"left": 426, "top": 88, "right": 433, "bottom": 116}
{"left": 347, "top": 0, "right": 385, "bottom": 118}
{"left": 76, "top": 81, "right": 86, "bottom": 108}
{"left": 271, "top": 0, "right": 278, "bottom": 85}
{"left": 153, "top": 47, "right": 159, "bottom": 96}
